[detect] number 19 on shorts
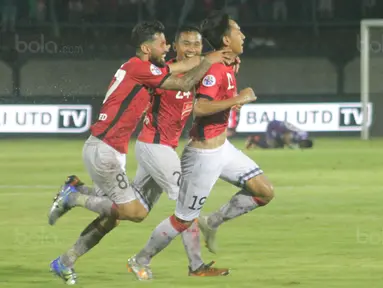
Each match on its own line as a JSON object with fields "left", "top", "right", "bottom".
{"left": 188, "top": 196, "right": 207, "bottom": 210}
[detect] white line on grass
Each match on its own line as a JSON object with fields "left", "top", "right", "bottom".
{"left": 0, "top": 185, "right": 57, "bottom": 189}
{"left": 0, "top": 184, "right": 380, "bottom": 197}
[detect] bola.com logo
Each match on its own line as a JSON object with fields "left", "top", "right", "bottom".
{"left": 15, "top": 34, "right": 83, "bottom": 55}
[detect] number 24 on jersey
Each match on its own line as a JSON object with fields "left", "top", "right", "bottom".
{"left": 175, "top": 91, "right": 191, "bottom": 99}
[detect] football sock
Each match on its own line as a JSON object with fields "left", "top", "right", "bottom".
{"left": 60, "top": 216, "right": 115, "bottom": 267}
{"left": 207, "top": 189, "right": 264, "bottom": 229}
{"left": 181, "top": 220, "right": 204, "bottom": 271}
{"left": 68, "top": 193, "right": 118, "bottom": 218}
{"left": 76, "top": 185, "right": 95, "bottom": 195}
{"left": 136, "top": 215, "right": 189, "bottom": 266}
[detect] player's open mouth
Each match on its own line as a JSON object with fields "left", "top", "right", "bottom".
{"left": 185, "top": 54, "right": 196, "bottom": 58}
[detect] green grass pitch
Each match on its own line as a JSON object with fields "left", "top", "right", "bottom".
{"left": 0, "top": 138, "right": 382, "bottom": 288}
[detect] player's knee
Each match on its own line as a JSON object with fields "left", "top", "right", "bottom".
{"left": 117, "top": 201, "right": 149, "bottom": 222}
{"left": 131, "top": 205, "right": 149, "bottom": 223}
{"left": 246, "top": 174, "right": 275, "bottom": 205}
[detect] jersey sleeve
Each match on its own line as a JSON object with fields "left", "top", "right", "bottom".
{"left": 196, "top": 66, "right": 223, "bottom": 101}
{"left": 131, "top": 61, "right": 171, "bottom": 88}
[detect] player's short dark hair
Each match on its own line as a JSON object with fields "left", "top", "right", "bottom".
{"left": 175, "top": 25, "right": 201, "bottom": 42}
{"left": 131, "top": 20, "right": 165, "bottom": 49}
{"left": 200, "top": 10, "right": 231, "bottom": 49}
{"left": 299, "top": 139, "right": 314, "bottom": 149}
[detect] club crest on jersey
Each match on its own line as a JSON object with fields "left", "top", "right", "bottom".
{"left": 181, "top": 102, "right": 193, "bottom": 120}
{"left": 150, "top": 64, "right": 162, "bottom": 76}
{"left": 202, "top": 75, "right": 216, "bottom": 87}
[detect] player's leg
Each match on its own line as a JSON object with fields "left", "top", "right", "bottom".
{"left": 133, "top": 141, "right": 209, "bottom": 273}
{"left": 199, "top": 140, "right": 274, "bottom": 253}
{"left": 50, "top": 215, "right": 119, "bottom": 284}
{"left": 134, "top": 141, "right": 179, "bottom": 201}
{"left": 79, "top": 137, "right": 148, "bottom": 221}
{"left": 49, "top": 175, "right": 122, "bottom": 284}
{"left": 128, "top": 145, "right": 228, "bottom": 280}
{"left": 49, "top": 136, "right": 148, "bottom": 224}
{"left": 60, "top": 216, "right": 119, "bottom": 266}
{"left": 55, "top": 181, "right": 118, "bottom": 264}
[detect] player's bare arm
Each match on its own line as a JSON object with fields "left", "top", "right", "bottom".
{"left": 168, "top": 50, "right": 235, "bottom": 75}
{"left": 194, "top": 87, "right": 257, "bottom": 117}
{"left": 160, "top": 50, "right": 233, "bottom": 92}
{"left": 167, "top": 55, "right": 203, "bottom": 74}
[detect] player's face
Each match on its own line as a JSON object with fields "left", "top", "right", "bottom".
{"left": 148, "top": 33, "right": 170, "bottom": 67}
{"left": 174, "top": 32, "right": 203, "bottom": 60}
{"left": 224, "top": 20, "right": 245, "bottom": 55}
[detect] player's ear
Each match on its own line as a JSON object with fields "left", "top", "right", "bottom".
{"left": 140, "top": 43, "right": 151, "bottom": 55}
{"left": 172, "top": 42, "right": 177, "bottom": 52}
{"left": 222, "top": 35, "right": 231, "bottom": 47}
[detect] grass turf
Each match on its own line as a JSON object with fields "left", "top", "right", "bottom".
{"left": 0, "top": 138, "right": 382, "bottom": 288}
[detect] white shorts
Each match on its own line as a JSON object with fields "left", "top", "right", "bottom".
{"left": 132, "top": 141, "right": 181, "bottom": 211}
{"left": 82, "top": 136, "right": 136, "bottom": 204}
{"left": 175, "top": 140, "right": 263, "bottom": 221}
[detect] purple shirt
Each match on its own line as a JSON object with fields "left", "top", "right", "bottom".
{"left": 266, "top": 120, "right": 308, "bottom": 144}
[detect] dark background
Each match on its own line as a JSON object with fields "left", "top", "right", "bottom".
{"left": 0, "top": 0, "right": 382, "bottom": 138}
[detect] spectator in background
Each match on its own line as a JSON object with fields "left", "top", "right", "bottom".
{"left": 224, "top": 0, "right": 239, "bottom": 21}
{"left": 1, "top": 0, "right": 17, "bottom": 32}
{"left": 362, "top": 0, "right": 376, "bottom": 17}
{"left": 83, "top": 0, "right": 99, "bottom": 23}
{"left": 68, "top": 0, "right": 83, "bottom": 23}
{"left": 178, "top": 0, "right": 194, "bottom": 26}
{"left": 28, "top": 0, "right": 37, "bottom": 23}
{"left": 257, "top": 0, "right": 271, "bottom": 21}
{"left": 238, "top": 0, "right": 252, "bottom": 23}
{"left": 203, "top": 0, "right": 214, "bottom": 13}
{"left": 116, "top": 0, "right": 130, "bottom": 23}
{"left": 273, "top": 0, "right": 287, "bottom": 21}
{"left": 145, "top": 0, "right": 157, "bottom": 20}
{"left": 155, "top": 0, "right": 183, "bottom": 25}
{"left": 100, "top": 0, "right": 118, "bottom": 22}
{"left": 317, "top": 0, "right": 333, "bottom": 19}
{"left": 36, "top": 0, "right": 47, "bottom": 23}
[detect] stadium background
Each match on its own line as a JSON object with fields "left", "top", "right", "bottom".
{"left": 1, "top": 0, "right": 382, "bottom": 138}
{"left": 1, "top": 1, "right": 383, "bottom": 288}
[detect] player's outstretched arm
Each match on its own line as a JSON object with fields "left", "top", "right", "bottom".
{"left": 159, "top": 50, "right": 232, "bottom": 92}
{"left": 194, "top": 87, "right": 257, "bottom": 117}
{"left": 167, "top": 56, "right": 203, "bottom": 75}
{"left": 168, "top": 50, "right": 235, "bottom": 75}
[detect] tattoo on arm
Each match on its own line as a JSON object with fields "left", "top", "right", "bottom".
{"left": 168, "top": 56, "right": 202, "bottom": 74}
{"left": 160, "top": 59, "right": 212, "bottom": 92}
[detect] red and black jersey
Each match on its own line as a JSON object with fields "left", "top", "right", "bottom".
{"left": 138, "top": 59, "right": 193, "bottom": 148}
{"left": 228, "top": 109, "right": 238, "bottom": 129}
{"left": 90, "top": 57, "right": 171, "bottom": 154}
{"left": 190, "top": 63, "right": 237, "bottom": 140}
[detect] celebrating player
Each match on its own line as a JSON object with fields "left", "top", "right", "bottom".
{"left": 47, "top": 20, "right": 232, "bottom": 285}
{"left": 127, "top": 11, "right": 275, "bottom": 280}
{"left": 245, "top": 120, "right": 314, "bottom": 149}
{"left": 130, "top": 25, "right": 229, "bottom": 278}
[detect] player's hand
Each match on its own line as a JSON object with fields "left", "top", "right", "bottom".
{"left": 232, "top": 104, "right": 243, "bottom": 111}
{"left": 233, "top": 57, "right": 241, "bottom": 74}
{"left": 204, "top": 48, "right": 234, "bottom": 65}
{"left": 236, "top": 88, "right": 257, "bottom": 105}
